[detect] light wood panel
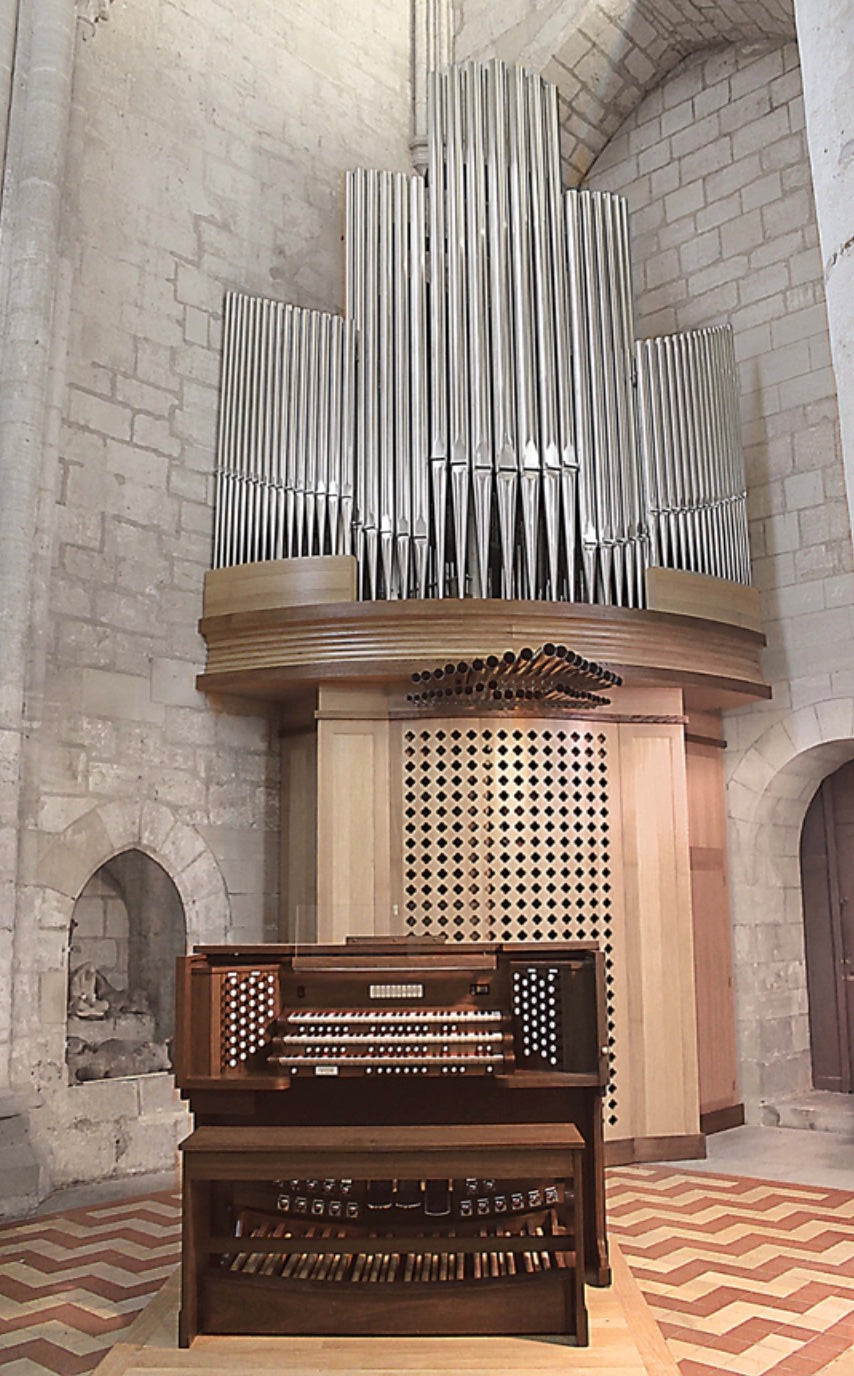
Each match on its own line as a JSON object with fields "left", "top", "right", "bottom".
{"left": 316, "top": 687, "right": 393, "bottom": 941}
{"left": 645, "top": 566, "right": 762, "bottom": 633}
{"left": 685, "top": 733, "right": 740, "bottom": 1117}
{"left": 204, "top": 556, "right": 356, "bottom": 616}
{"left": 92, "top": 1242, "right": 679, "bottom": 1376}
{"left": 197, "top": 597, "right": 768, "bottom": 709}
{"left": 615, "top": 722, "right": 700, "bottom": 1142}
{"left": 283, "top": 686, "right": 710, "bottom": 1154}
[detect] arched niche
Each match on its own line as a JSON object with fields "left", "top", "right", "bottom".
{"left": 799, "top": 760, "right": 854, "bottom": 1095}
{"left": 726, "top": 706, "right": 854, "bottom": 1114}
{"left": 66, "top": 848, "right": 186, "bottom": 1083}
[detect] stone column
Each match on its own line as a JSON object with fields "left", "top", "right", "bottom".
{"left": 0, "top": 0, "right": 77, "bottom": 1084}
{"left": 795, "top": 0, "right": 854, "bottom": 537}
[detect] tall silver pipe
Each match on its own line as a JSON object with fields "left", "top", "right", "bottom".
{"left": 327, "top": 318, "right": 342, "bottom": 557}
{"left": 394, "top": 173, "right": 412, "bottom": 597}
{"left": 214, "top": 293, "right": 235, "bottom": 569}
{"left": 345, "top": 171, "right": 365, "bottom": 566}
{"left": 612, "top": 195, "right": 643, "bottom": 605}
{"left": 634, "top": 340, "right": 659, "bottom": 569}
{"left": 267, "top": 301, "right": 282, "bottom": 561}
{"left": 284, "top": 305, "right": 300, "bottom": 558}
{"left": 377, "top": 173, "right": 395, "bottom": 594}
{"left": 595, "top": 193, "right": 624, "bottom": 605}
{"left": 237, "top": 292, "right": 255, "bottom": 566}
{"left": 409, "top": 175, "right": 429, "bottom": 598}
{"left": 466, "top": 62, "right": 493, "bottom": 598}
{"left": 340, "top": 319, "right": 356, "bottom": 556}
{"left": 486, "top": 60, "right": 518, "bottom": 600}
{"left": 317, "top": 312, "right": 331, "bottom": 556}
{"left": 447, "top": 64, "right": 470, "bottom": 594}
{"left": 363, "top": 169, "right": 380, "bottom": 596}
{"left": 427, "top": 70, "right": 448, "bottom": 597}
{"left": 544, "top": 82, "right": 576, "bottom": 601}
{"left": 528, "top": 73, "right": 559, "bottom": 600}
{"left": 305, "top": 308, "right": 321, "bottom": 558}
{"left": 509, "top": 65, "right": 539, "bottom": 599}
{"left": 580, "top": 191, "right": 612, "bottom": 602}
{"left": 565, "top": 191, "right": 597, "bottom": 602}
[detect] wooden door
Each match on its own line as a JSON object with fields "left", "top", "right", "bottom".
{"left": 800, "top": 761, "right": 854, "bottom": 1092}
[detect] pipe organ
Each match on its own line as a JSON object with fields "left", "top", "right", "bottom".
{"left": 212, "top": 58, "right": 750, "bottom": 606}
{"left": 175, "top": 940, "right": 607, "bottom": 1342}
{"left": 192, "top": 62, "right": 772, "bottom": 1333}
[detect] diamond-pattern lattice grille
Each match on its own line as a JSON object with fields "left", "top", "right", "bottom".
{"left": 402, "top": 724, "right": 618, "bottom": 1123}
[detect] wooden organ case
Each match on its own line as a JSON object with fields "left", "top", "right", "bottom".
{"left": 174, "top": 940, "right": 610, "bottom": 1345}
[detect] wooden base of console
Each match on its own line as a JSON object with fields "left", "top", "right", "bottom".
{"left": 180, "top": 1124, "right": 589, "bottom": 1348}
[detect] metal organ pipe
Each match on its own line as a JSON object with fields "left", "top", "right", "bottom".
{"left": 634, "top": 324, "right": 749, "bottom": 586}
{"left": 212, "top": 60, "right": 752, "bottom": 605}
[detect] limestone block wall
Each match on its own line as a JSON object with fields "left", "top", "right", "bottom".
{"left": 69, "top": 869, "right": 129, "bottom": 992}
{"left": 585, "top": 42, "right": 854, "bottom": 1114}
{"left": 9, "top": 1, "right": 412, "bottom": 1189}
{"left": 453, "top": 0, "right": 797, "bottom": 178}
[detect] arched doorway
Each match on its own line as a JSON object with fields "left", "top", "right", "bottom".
{"left": 66, "top": 849, "right": 187, "bottom": 1082}
{"left": 800, "top": 761, "right": 854, "bottom": 1093}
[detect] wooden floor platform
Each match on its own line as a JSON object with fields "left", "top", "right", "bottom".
{"left": 92, "top": 1242, "right": 678, "bottom": 1376}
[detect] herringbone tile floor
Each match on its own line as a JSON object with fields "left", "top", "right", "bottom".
{"left": 1, "top": 1170, "right": 851, "bottom": 1375}
{"left": 607, "top": 1166, "right": 854, "bottom": 1375}
{"left": 0, "top": 1192, "right": 180, "bottom": 1374}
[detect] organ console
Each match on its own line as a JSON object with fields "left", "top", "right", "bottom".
{"left": 174, "top": 939, "right": 609, "bottom": 1344}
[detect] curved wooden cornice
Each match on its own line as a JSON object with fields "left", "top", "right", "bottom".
{"left": 197, "top": 596, "right": 769, "bottom": 709}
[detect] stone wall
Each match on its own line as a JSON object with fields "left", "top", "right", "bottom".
{"left": 9, "top": 0, "right": 412, "bottom": 1190}
{"left": 69, "top": 868, "right": 129, "bottom": 992}
{"left": 585, "top": 42, "right": 854, "bottom": 1114}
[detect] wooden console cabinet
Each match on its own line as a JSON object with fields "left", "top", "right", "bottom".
{"left": 179, "top": 1122, "right": 588, "bottom": 1345}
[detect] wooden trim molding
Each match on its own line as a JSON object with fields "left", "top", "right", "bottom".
{"left": 700, "top": 1103, "right": 745, "bottom": 1135}
{"left": 685, "top": 731, "right": 728, "bottom": 749}
{"left": 605, "top": 1134, "right": 707, "bottom": 1167}
{"left": 197, "top": 591, "right": 769, "bottom": 708}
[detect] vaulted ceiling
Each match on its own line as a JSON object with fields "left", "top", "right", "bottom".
{"left": 455, "top": 0, "right": 797, "bottom": 178}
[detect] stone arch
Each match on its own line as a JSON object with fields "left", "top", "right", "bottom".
{"left": 66, "top": 849, "right": 187, "bottom": 1083}
{"left": 11, "top": 799, "right": 230, "bottom": 1091}
{"left": 32, "top": 798, "right": 230, "bottom": 947}
{"left": 725, "top": 702, "right": 854, "bottom": 1115}
{"left": 455, "top": 0, "right": 797, "bottom": 177}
